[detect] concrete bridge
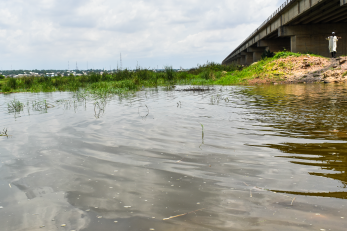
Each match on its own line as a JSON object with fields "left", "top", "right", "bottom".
{"left": 222, "top": 0, "right": 347, "bottom": 65}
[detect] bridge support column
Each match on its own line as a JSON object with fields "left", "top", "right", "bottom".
{"left": 257, "top": 38, "right": 291, "bottom": 53}
{"left": 279, "top": 23, "right": 347, "bottom": 57}
{"left": 241, "top": 52, "right": 253, "bottom": 65}
{"left": 247, "top": 47, "right": 266, "bottom": 62}
{"left": 253, "top": 52, "right": 263, "bottom": 62}
{"left": 224, "top": 59, "right": 232, "bottom": 65}
{"left": 240, "top": 56, "right": 246, "bottom": 65}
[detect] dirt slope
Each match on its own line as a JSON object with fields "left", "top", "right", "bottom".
{"left": 248, "top": 55, "right": 347, "bottom": 84}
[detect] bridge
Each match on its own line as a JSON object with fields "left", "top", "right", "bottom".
{"left": 222, "top": 0, "right": 347, "bottom": 65}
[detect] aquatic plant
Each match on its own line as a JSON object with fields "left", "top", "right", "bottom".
{"left": 31, "top": 100, "right": 54, "bottom": 112}
{"left": 199, "top": 123, "right": 204, "bottom": 149}
{"left": 0, "top": 128, "right": 8, "bottom": 136}
{"left": 138, "top": 105, "right": 149, "bottom": 118}
{"left": 8, "top": 98, "right": 24, "bottom": 113}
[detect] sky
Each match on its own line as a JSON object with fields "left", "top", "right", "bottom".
{"left": 0, "top": 0, "right": 283, "bottom": 70}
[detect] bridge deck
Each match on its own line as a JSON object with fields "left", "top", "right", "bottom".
{"left": 223, "top": 0, "right": 347, "bottom": 65}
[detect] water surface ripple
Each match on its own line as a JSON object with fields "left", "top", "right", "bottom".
{"left": 0, "top": 84, "right": 346, "bottom": 231}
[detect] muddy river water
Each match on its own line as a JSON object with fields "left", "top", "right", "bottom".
{"left": 0, "top": 84, "right": 346, "bottom": 231}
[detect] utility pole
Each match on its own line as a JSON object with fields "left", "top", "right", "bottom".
{"left": 120, "top": 53, "right": 122, "bottom": 70}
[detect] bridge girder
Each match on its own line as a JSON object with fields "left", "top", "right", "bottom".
{"left": 223, "top": 0, "right": 347, "bottom": 65}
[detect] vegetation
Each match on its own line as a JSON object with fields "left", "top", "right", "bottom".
{"left": 0, "top": 51, "right": 330, "bottom": 94}
{"left": 216, "top": 51, "right": 326, "bottom": 85}
{"left": 0, "top": 128, "right": 8, "bottom": 137}
{"left": 0, "top": 63, "right": 236, "bottom": 94}
{"left": 7, "top": 98, "right": 24, "bottom": 113}
{"left": 261, "top": 50, "right": 275, "bottom": 59}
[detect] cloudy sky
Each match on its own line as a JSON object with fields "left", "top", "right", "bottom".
{"left": 0, "top": 0, "right": 283, "bottom": 70}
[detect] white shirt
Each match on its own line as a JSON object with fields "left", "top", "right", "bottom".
{"left": 327, "top": 36, "right": 338, "bottom": 52}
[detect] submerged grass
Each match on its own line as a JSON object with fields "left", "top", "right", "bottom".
{"left": 8, "top": 98, "right": 24, "bottom": 113}
{"left": 0, "top": 128, "right": 8, "bottom": 137}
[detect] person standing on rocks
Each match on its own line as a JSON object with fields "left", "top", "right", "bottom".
{"left": 326, "top": 32, "right": 341, "bottom": 58}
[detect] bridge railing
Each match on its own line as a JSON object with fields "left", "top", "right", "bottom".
{"left": 225, "top": 0, "right": 295, "bottom": 61}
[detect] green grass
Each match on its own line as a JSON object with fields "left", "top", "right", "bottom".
{"left": 216, "top": 51, "right": 328, "bottom": 85}
{"left": 0, "top": 128, "right": 9, "bottom": 137}
{"left": 0, "top": 64, "right": 234, "bottom": 94}
{"left": 0, "top": 52, "right": 330, "bottom": 94}
{"left": 8, "top": 98, "right": 24, "bottom": 113}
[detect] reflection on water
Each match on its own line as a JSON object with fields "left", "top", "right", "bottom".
{"left": 241, "top": 84, "right": 347, "bottom": 140}
{"left": 1, "top": 85, "right": 347, "bottom": 231}
{"left": 263, "top": 142, "right": 347, "bottom": 198}
{"left": 243, "top": 84, "right": 347, "bottom": 201}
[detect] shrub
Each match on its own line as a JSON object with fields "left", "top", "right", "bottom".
{"left": 177, "top": 71, "right": 189, "bottom": 80}
{"left": 0, "top": 75, "right": 5, "bottom": 79}
{"left": 165, "top": 66, "right": 175, "bottom": 81}
{"left": 273, "top": 51, "right": 301, "bottom": 59}
{"left": 7, "top": 77, "right": 17, "bottom": 89}
{"left": 200, "top": 70, "right": 211, "bottom": 80}
{"left": 261, "top": 50, "right": 275, "bottom": 59}
{"left": 1, "top": 85, "right": 11, "bottom": 92}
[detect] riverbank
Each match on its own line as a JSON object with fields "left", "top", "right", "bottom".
{"left": 0, "top": 65, "right": 237, "bottom": 94}
{"left": 217, "top": 52, "right": 347, "bottom": 85}
{"left": 245, "top": 55, "right": 347, "bottom": 85}
{"left": 1, "top": 52, "right": 347, "bottom": 95}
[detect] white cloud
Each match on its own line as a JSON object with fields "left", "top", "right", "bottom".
{"left": 0, "top": 0, "right": 282, "bottom": 69}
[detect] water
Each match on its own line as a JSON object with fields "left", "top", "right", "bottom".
{"left": 0, "top": 84, "right": 346, "bottom": 231}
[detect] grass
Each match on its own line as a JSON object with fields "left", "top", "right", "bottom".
{"left": 0, "top": 128, "right": 8, "bottom": 137}
{"left": 0, "top": 51, "right": 331, "bottom": 94}
{"left": 0, "top": 63, "right": 235, "bottom": 94}
{"left": 8, "top": 98, "right": 24, "bottom": 113}
{"left": 216, "top": 51, "right": 327, "bottom": 85}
